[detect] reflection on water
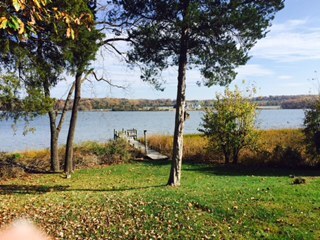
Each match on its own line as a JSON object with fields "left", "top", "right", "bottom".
{"left": 0, "top": 109, "right": 305, "bottom": 152}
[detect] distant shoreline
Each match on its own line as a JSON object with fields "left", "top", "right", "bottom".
{"left": 82, "top": 106, "right": 284, "bottom": 112}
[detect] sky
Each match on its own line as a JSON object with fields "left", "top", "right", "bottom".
{"left": 52, "top": 0, "right": 320, "bottom": 100}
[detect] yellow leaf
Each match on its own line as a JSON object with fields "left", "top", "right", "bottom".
{"left": 12, "top": 0, "right": 21, "bottom": 11}
{"left": 66, "top": 27, "right": 71, "bottom": 38}
{"left": 18, "top": 0, "right": 26, "bottom": 10}
{"left": 65, "top": 16, "right": 71, "bottom": 24}
{"left": 18, "top": 21, "right": 25, "bottom": 34}
{"left": 33, "top": 11, "right": 43, "bottom": 21}
{"left": 32, "top": 0, "right": 41, "bottom": 8}
{"left": 28, "top": 15, "right": 36, "bottom": 25}
{"left": 0, "top": 17, "right": 8, "bottom": 29}
{"left": 71, "top": 28, "right": 75, "bottom": 39}
{"left": 74, "top": 18, "right": 80, "bottom": 25}
{"left": 40, "top": 0, "right": 48, "bottom": 6}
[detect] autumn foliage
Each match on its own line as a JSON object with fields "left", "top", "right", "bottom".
{"left": 0, "top": 0, "right": 93, "bottom": 38}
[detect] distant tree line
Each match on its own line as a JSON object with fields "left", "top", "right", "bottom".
{"left": 1, "top": 94, "right": 315, "bottom": 116}
{"left": 253, "top": 95, "right": 317, "bottom": 109}
{"left": 45, "top": 95, "right": 320, "bottom": 112}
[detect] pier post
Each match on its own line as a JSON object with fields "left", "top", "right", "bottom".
{"left": 144, "top": 130, "right": 148, "bottom": 155}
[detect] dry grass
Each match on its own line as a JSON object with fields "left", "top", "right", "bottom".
{"left": 147, "top": 129, "right": 310, "bottom": 166}
{"left": 0, "top": 140, "right": 134, "bottom": 179}
{"left": 257, "top": 129, "right": 305, "bottom": 152}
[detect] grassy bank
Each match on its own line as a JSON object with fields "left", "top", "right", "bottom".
{"left": 0, "top": 162, "right": 319, "bottom": 239}
{"left": 0, "top": 139, "right": 135, "bottom": 180}
{"left": 0, "top": 129, "right": 315, "bottom": 181}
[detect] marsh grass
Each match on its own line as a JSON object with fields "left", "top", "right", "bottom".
{"left": 147, "top": 129, "right": 312, "bottom": 166}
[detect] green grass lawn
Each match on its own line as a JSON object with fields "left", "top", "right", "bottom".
{"left": 0, "top": 161, "right": 319, "bottom": 239}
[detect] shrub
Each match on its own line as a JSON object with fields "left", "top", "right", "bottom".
{"left": 0, "top": 165, "right": 25, "bottom": 180}
{"left": 103, "top": 139, "right": 132, "bottom": 164}
{"left": 304, "top": 98, "right": 320, "bottom": 164}
{"left": 270, "top": 145, "right": 304, "bottom": 167}
{"left": 200, "top": 86, "right": 258, "bottom": 164}
{"left": 73, "top": 139, "right": 132, "bottom": 167}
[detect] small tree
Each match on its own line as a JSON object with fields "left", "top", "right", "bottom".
{"left": 61, "top": 0, "right": 104, "bottom": 178}
{"left": 303, "top": 98, "right": 320, "bottom": 164}
{"left": 200, "top": 87, "right": 257, "bottom": 164}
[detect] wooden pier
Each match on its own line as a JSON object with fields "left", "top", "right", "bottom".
{"left": 114, "top": 129, "right": 168, "bottom": 160}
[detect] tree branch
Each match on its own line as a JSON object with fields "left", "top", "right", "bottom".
{"left": 90, "top": 71, "right": 127, "bottom": 89}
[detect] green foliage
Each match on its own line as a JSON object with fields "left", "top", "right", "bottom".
{"left": 0, "top": 74, "right": 21, "bottom": 113}
{"left": 55, "top": 0, "right": 104, "bottom": 74}
{"left": 0, "top": 74, "right": 52, "bottom": 124}
{"left": 23, "top": 88, "right": 55, "bottom": 114}
{"left": 105, "top": 139, "right": 132, "bottom": 163}
{"left": 200, "top": 86, "right": 258, "bottom": 164}
{"left": 0, "top": 0, "right": 94, "bottom": 38}
{"left": 113, "top": 0, "right": 284, "bottom": 88}
{"left": 303, "top": 98, "right": 320, "bottom": 164}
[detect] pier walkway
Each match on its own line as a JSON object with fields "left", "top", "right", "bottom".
{"left": 114, "top": 129, "right": 168, "bottom": 160}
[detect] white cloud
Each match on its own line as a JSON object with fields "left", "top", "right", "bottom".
{"left": 280, "top": 82, "right": 306, "bottom": 88}
{"left": 251, "top": 19, "right": 320, "bottom": 62}
{"left": 236, "top": 64, "right": 274, "bottom": 79}
{"left": 278, "top": 75, "right": 293, "bottom": 80}
{"left": 271, "top": 19, "right": 308, "bottom": 32}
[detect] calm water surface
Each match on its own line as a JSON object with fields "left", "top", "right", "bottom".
{"left": 0, "top": 109, "right": 305, "bottom": 152}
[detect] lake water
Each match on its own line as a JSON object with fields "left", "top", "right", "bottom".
{"left": 0, "top": 109, "right": 305, "bottom": 152}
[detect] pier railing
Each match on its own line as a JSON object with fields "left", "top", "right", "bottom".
{"left": 114, "top": 128, "right": 138, "bottom": 140}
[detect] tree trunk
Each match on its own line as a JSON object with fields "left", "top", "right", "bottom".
{"left": 233, "top": 149, "right": 239, "bottom": 164}
{"left": 48, "top": 110, "right": 60, "bottom": 172}
{"left": 223, "top": 148, "right": 230, "bottom": 164}
{"left": 168, "top": 19, "right": 189, "bottom": 186}
{"left": 64, "top": 72, "right": 82, "bottom": 177}
{"left": 43, "top": 81, "right": 60, "bottom": 172}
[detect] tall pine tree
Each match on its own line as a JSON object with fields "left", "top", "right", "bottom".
{"left": 114, "top": 0, "right": 284, "bottom": 186}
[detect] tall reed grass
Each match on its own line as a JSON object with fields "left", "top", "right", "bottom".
{"left": 147, "top": 129, "right": 311, "bottom": 166}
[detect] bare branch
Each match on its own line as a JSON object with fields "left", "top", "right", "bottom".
{"left": 104, "top": 43, "right": 124, "bottom": 56}
{"left": 90, "top": 71, "right": 127, "bottom": 89}
{"left": 100, "top": 37, "right": 132, "bottom": 46}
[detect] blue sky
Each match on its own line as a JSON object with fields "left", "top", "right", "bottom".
{"left": 52, "top": 0, "right": 320, "bottom": 100}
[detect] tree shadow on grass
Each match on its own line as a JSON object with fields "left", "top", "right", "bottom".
{"left": 133, "top": 159, "right": 171, "bottom": 166}
{"left": 135, "top": 159, "right": 320, "bottom": 177}
{"left": 184, "top": 164, "right": 320, "bottom": 177}
{"left": 0, "top": 184, "right": 166, "bottom": 195}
